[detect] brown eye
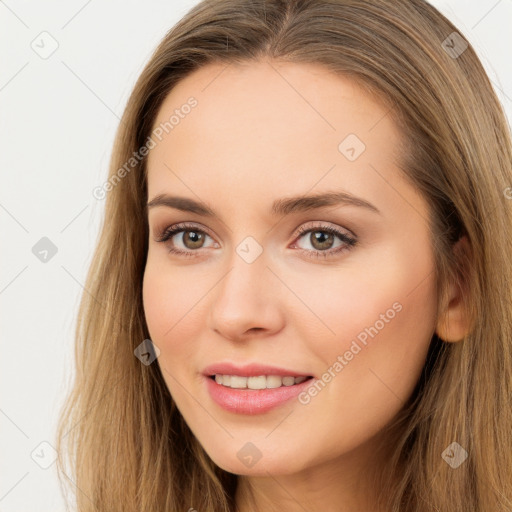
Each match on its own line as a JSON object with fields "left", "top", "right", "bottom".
{"left": 155, "top": 222, "right": 357, "bottom": 260}
{"left": 155, "top": 223, "right": 217, "bottom": 257}
{"left": 308, "top": 231, "right": 335, "bottom": 251}
{"left": 292, "top": 224, "right": 357, "bottom": 260}
{"left": 181, "top": 230, "right": 206, "bottom": 249}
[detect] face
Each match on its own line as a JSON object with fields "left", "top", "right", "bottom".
{"left": 142, "top": 59, "right": 438, "bottom": 479}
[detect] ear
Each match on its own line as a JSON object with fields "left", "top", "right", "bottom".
{"left": 435, "top": 235, "right": 472, "bottom": 343}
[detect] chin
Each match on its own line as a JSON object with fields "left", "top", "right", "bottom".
{"left": 205, "top": 444, "right": 308, "bottom": 476}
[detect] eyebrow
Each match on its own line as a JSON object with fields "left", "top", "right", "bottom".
{"left": 147, "top": 191, "right": 381, "bottom": 217}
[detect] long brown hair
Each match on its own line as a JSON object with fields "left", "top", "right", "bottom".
{"left": 56, "top": 1, "right": 512, "bottom": 510}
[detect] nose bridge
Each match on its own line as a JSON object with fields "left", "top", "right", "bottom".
{"left": 217, "top": 240, "right": 270, "bottom": 308}
{"left": 208, "top": 238, "right": 283, "bottom": 338}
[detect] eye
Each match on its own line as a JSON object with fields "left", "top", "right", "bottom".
{"left": 154, "top": 221, "right": 357, "bottom": 259}
{"left": 291, "top": 223, "right": 357, "bottom": 260}
{"left": 154, "top": 222, "right": 217, "bottom": 258}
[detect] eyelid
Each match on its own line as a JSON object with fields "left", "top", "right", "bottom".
{"left": 293, "top": 221, "right": 356, "bottom": 240}
{"left": 154, "top": 221, "right": 215, "bottom": 242}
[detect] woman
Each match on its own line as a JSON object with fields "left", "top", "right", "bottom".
{"left": 57, "top": 0, "right": 512, "bottom": 510}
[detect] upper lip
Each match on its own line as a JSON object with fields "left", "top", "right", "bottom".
{"left": 202, "top": 362, "right": 313, "bottom": 378}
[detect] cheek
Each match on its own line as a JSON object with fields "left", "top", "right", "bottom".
{"left": 142, "top": 262, "right": 202, "bottom": 411}
{"left": 142, "top": 265, "right": 173, "bottom": 342}
{"left": 301, "top": 244, "right": 437, "bottom": 419}
{"left": 142, "top": 260, "right": 205, "bottom": 369}
{"left": 283, "top": 251, "right": 437, "bottom": 359}
{"left": 275, "top": 256, "right": 437, "bottom": 460}
{"left": 143, "top": 252, "right": 205, "bottom": 337}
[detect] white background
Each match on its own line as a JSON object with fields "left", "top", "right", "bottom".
{"left": 1, "top": 1, "right": 511, "bottom": 510}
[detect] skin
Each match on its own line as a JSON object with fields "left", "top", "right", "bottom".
{"left": 142, "top": 59, "right": 467, "bottom": 512}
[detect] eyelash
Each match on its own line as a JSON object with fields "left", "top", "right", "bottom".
{"left": 154, "top": 221, "right": 357, "bottom": 260}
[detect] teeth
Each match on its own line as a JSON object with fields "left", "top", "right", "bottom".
{"left": 266, "top": 375, "right": 282, "bottom": 389}
{"left": 248, "top": 376, "right": 267, "bottom": 389}
{"left": 282, "top": 376, "right": 295, "bottom": 386}
{"left": 230, "top": 376, "right": 247, "bottom": 388}
{"left": 213, "top": 374, "right": 309, "bottom": 389}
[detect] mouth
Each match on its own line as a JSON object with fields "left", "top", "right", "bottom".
{"left": 208, "top": 374, "right": 313, "bottom": 389}
{"left": 205, "top": 374, "right": 315, "bottom": 415}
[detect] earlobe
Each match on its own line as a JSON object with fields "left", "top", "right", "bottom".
{"left": 435, "top": 300, "right": 467, "bottom": 342}
{"left": 435, "top": 235, "right": 472, "bottom": 343}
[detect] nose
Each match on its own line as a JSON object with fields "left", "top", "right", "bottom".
{"left": 207, "top": 249, "right": 285, "bottom": 342}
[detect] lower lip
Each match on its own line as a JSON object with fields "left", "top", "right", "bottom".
{"left": 204, "top": 376, "right": 314, "bottom": 415}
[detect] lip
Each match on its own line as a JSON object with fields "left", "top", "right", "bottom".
{"left": 204, "top": 376, "right": 314, "bottom": 414}
{"left": 202, "top": 362, "right": 315, "bottom": 415}
{"left": 202, "top": 362, "right": 313, "bottom": 378}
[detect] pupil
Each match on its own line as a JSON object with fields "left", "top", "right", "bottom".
{"left": 185, "top": 231, "right": 203, "bottom": 248}
{"left": 312, "top": 231, "right": 333, "bottom": 249}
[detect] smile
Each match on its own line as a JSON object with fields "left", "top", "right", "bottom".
{"left": 211, "top": 374, "right": 310, "bottom": 389}
{"left": 205, "top": 374, "right": 314, "bottom": 415}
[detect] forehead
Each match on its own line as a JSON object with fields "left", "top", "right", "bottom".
{"left": 145, "top": 59, "right": 420, "bottom": 222}
{"left": 148, "top": 59, "right": 393, "bottom": 147}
